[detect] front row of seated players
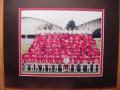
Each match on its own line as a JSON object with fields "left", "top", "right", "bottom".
{"left": 23, "top": 59, "right": 100, "bottom": 73}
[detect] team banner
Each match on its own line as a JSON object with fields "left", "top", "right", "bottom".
{"left": 19, "top": 8, "right": 104, "bottom": 77}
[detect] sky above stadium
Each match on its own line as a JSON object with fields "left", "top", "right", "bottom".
{"left": 21, "top": 10, "right": 102, "bottom": 28}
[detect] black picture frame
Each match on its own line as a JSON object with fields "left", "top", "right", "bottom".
{"left": 4, "top": 0, "right": 119, "bottom": 88}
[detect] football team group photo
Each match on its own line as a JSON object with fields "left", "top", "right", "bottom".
{"left": 19, "top": 8, "right": 104, "bottom": 77}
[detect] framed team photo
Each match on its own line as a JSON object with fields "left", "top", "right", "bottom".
{"left": 3, "top": 0, "right": 119, "bottom": 88}
{"left": 19, "top": 8, "right": 104, "bottom": 77}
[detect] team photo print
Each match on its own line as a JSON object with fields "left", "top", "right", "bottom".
{"left": 19, "top": 8, "right": 104, "bottom": 77}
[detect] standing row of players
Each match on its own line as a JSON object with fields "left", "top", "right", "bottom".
{"left": 23, "top": 60, "right": 100, "bottom": 73}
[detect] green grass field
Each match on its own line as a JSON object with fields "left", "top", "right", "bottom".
{"left": 21, "top": 44, "right": 31, "bottom": 54}
{"left": 94, "top": 38, "right": 101, "bottom": 49}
